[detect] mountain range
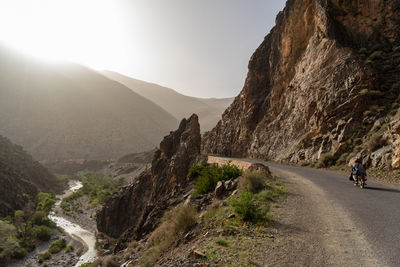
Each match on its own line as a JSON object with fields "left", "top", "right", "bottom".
{"left": 101, "top": 71, "right": 233, "bottom": 132}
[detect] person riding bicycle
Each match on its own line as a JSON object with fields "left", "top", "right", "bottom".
{"left": 350, "top": 159, "right": 367, "bottom": 185}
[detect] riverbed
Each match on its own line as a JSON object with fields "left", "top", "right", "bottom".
{"left": 49, "top": 181, "right": 98, "bottom": 266}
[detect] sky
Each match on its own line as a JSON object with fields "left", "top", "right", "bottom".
{"left": 0, "top": 0, "right": 286, "bottom": 98}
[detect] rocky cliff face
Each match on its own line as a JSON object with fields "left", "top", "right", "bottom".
{"left": 97, "top": 114, "right": 201, "bottom": 245}
{"left": 0, "top": 135, "right": 62, "bottom": 217}
{"left": 203, "top": 0, "right": 400, "bottom": 165}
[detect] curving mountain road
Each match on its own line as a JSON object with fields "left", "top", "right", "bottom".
{"left": 218, "top": 157, "right": 400, "bottom": 266}
{"left": 263, "top": 161, "right": 400, "bottom": 266}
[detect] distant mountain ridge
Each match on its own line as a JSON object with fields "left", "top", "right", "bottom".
{"left": 0, "top": 44, "right": 178, "bottom": 160}
{"left": 101, "top": 71, "right": 234, "bottom": 132}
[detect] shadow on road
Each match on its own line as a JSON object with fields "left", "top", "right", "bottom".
{"left": 366, "top": 186, "right": 400, "bottom": 194}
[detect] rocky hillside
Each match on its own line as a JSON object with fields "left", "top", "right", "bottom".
{"left": 203, "top": 0, "right": 400, "bottom": 168}
{"left": 0, "top": 135, "right": 62, "bottom": 217}
{"left": 101, "top": 71, "right": 234, "bottom": 132}
{"left": 97, "top": 114, "right": 201, "bottom": 246}
{"left": 0, "top": 45, "right": 177, "bottom": 161}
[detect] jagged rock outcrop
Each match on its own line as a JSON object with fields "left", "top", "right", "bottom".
{"left": 0, "top": 135, "right": 62, "bottom": 217}
{"left": 97, "top": 114, "right": 201, "bottom": 245}
{"left": 203, "top": 0, "right": 400, "bottom": 165}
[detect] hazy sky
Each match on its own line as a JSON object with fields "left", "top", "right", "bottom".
{"left": 0, "top": 0, "right": 286, "bottom": 98}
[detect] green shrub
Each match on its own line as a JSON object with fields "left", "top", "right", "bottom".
{"left": 42, "top": 262, "right": 49, "bottom": 267}
{"left": 65, "top": 245, "right": 74, "bottom": 252}
{"left": 33, "top": 225, "right": 52, "bottom": 241}
{"left": 32, "top": 211, "right": 56, "bottom": 228}
{"left": 229, "top": 190, "right": 258, "bottom": 222}
{"left": 36, "top": 192, "right": 56, "bottom": 214}
{"left": 12, "top": 248, "right": 27, "bottom": 259}
{"left": 239, "top": 171, "right": 268, "bottom": 193}
{"left": 191, "top": 162, "right": 242, "bottom": 195}
{"left": 38, "top": 251, "right": 51, "bottom": 263}
{"left": 49, "top": 238, "right": 66, "bottom": 254}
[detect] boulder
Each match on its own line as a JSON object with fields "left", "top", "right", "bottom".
{"left": 370, "top": 146, "right": 392, "bottom": 168}
{"left": 247, "top": 163, "right": 272, "bottom": 178}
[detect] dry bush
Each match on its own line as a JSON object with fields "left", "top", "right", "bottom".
{"left": 316, "top": 153, "right": 336, "bottom": 168}
{"left": 139, "top": 205, "right": 197, "bottom": 267}
{"left": 366, "top": 132, "right": 386, "bottom": 152}
{"left": 90, "top": 255, "right": 119, "bottom": 267}
{"left": 238, "top": 171, "right": 268, "bottom": 193}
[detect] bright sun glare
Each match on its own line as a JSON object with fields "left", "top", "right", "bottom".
{"left": 0, "top": 0, "right": 130, "bottom": 70}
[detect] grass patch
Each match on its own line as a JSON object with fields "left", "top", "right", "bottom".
{"left": 216, "top": 238, "right": 229, "bottom": 247}
{"left": 189, "top": 162, "right": 242, "bottom": 196}
{"left": 139, "top": 205, "right": 197, "bottom": 267}
{"left": 65, "top": 245, "right": 74, "bottom": 252}
{"left": 198, "top": 175, "right": 286, "bottom": 266}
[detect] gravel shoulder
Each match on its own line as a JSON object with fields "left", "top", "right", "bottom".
{"left": 268, "top": 167, "right": 381, "bottom": 266}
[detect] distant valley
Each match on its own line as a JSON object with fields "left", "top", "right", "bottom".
{"left": 102, "top": 70, "right": 233, "bottom": 132}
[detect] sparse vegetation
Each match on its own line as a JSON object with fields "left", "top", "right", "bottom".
{"left": 65, "top": 245, "right": 74, "bottom": 252}
{"left": 38, "top": 251, "right": 51, "bottom": 263}
{"left": 366, "top": 132, "right": 386, "bottom": 152}
{"left": 76, "top": 247, "right": 84, "bottom": 256}
{"left": 198, "top": 173, "right": 286, "bottom": 266}
{"left": 61, "top": 171, "right": 123, "bottom": 213}
{"left": 48, "top": 238, "right": 66, "bottom": 254}
{"left": 216, "top": 238, "right": 229, "bottom": 247}
{"left": 189, "top": 162, "right": 242, "bottom": 196}
{"left": 0, "top": 220, "right": 20, "bottom": 262}
{"left": 139, "top": 205, "right": 197, "bottom": 267}
{"left": 316, "top": 153, "right": 336, "bottom": 168}
{"left": 336, "top": 152, "right": 350, "bottom": 166}
{"left": 238, "top": 171, "right": 268, "bottom": 193}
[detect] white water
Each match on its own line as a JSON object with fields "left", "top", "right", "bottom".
{"left": 48, "top": 181, "right": 98, "bottom": 267}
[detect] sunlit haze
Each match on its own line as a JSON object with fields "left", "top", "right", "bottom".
{"left": 0, "top": 0, "right": 286, "bottom": 97}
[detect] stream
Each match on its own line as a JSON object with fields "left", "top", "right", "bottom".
{"left": 48, "top": 181, "right": 98, "bottom": 266}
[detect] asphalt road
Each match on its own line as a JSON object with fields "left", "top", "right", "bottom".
{"left": 255, "top": 161, "right": 400, "bottom": 266}
{"left": 242, "top": 160, "right": 400, "bottom": 266}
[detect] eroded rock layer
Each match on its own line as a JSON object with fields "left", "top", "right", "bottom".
{"left": 97, "top": 114, "right": 201, "bottom": 244}
{"left": 203, "top": 0, "right": 400, "bottom": 164}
